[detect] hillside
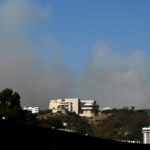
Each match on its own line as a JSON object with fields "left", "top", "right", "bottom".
{"left": 91, "top": 109, "right": 150, "bottom": 141}
{"left": 0, "top": 120, "right": 150, "bottom": 149}
{"left": 85, "top": 113, "right": 112, "bottom": 125}
{"left": 140, "top": 109, "right": 150, "bottom": 116}
{"left": 37, "top": 109, "right": 150, "bottom": 142}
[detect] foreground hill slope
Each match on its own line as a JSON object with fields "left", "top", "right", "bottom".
{"left": 0, "top": 120, "right": 150, "bottom": 149}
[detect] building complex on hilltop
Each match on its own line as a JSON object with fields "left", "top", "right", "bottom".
{"left": 49, "top": 98, "right": 99, "bottom": 117}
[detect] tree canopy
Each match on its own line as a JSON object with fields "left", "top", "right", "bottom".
{"left": 0, "top": 88, "right": 22, "bottom": 118}
{"left": 0, "top": 88, "right": 36, "bottom": 124}
{"left": 0, "top": 88, "right": 21, "bottom": 109}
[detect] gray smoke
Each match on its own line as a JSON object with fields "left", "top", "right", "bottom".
{"left": 0, "top": 0, "right": 150, "bottom": 110}
{"left": 0, "top": 0, "right": 75, "bottom": 109}
{"left": 79, "top": 41, "right": 150, "bottom": 109}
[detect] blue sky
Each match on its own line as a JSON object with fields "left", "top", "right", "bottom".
{"left": 36, "top": 0, "right": 150, "bottom": 70}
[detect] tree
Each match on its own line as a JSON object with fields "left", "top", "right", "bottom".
{"left": 37, "top": 117, "right": 63, "bottom": 129}
{"left": 0, "top": 88, "right": 37, "bottom": 124}
{"left": 0, "top": 88, "right": 21, "bottom": 109}
{"left": 0, "top": 88, "right": 22, "bottom": 120}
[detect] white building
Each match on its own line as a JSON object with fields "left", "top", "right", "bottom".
{"left": 79, "top": 100, "right": 99, "bottom": 117}
{"left": 101, "top": 107, "right": 112, "bottom": 111}
{"left": 49, "top": 98, "right": 99, "bottom": 117}
{"left": 49, "top": 98, "right": 79, "bottom": 114}
{"left": 142, "top": 126, "right": 150, "bottom": 144}
{"left": 23, "top": 107, "right": 39, "bottom": 114}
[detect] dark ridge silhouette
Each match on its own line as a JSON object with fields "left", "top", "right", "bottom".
{"left": 140, "top": 109, "right": 150, "bottom": 116}
{"left": 0, "top": 120, "right": 149, "bottom": 149}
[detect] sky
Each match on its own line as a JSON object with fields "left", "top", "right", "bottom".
{"left": 1, "top": 0, "right": 150, "bottom": 109}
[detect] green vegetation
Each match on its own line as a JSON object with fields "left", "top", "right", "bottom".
{"left": 53, "top": 112, "right": 92, "bottom": 135}
{"left": 92, "top": 109, "right": 149, "bottom": 141}
{"left": 37, "top": 109, "right": 150, "bottom": 142}
{"left": 37, "top": 116, "right": 63, "bottom": 129}
{"left": 0, "top": 88, "right": 36, "bottom": 124}
{"left": 37, "top": 112, "right": 92, "bottom": 135}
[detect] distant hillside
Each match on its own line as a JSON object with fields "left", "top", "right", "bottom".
{"left": 93, "top": 109, "right": 150, "bottom": 141}
{"left": 85, "top": 113, "right": 112, "bottom": 125}
{"left": 139, "top": 109, "right": 150, "bottom": 116}
{"left": 37, "top": 109, "right": 150, "bottom": 142}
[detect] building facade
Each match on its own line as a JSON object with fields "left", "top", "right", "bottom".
{"left": 79, "top": 100, "right": 99, "bottom": 117}
{"left": 49, "top": 98, "right": 99, "bottom": 117}
{"left": 142, "top": 126, "right": 150, "bottom": 144}
{"left": 23, "top": 107, "right": 39, "bottom": 114}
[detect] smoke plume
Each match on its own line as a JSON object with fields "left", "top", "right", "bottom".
{"left": 0, "top": 0, "right": 75, "bottom": 109}
{"left": 79, "top": 41, "right": 150, "bottom": 109}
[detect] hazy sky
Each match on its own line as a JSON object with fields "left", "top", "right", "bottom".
{"left": 1, "top": 0, "right": 150, "bottom": 109}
